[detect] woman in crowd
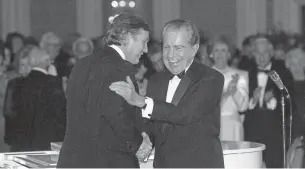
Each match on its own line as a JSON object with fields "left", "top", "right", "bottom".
{"left": 5, "top": 32, "right": 25, "bottom": 67}
{"left": 210, "top": 35, "right": 249, "bottom": 141}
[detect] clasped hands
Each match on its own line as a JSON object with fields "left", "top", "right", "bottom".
{"left": 252, "top": 87, "right": 274, "bottom": 104}
{"left": 109, "top": 76, "right": 145, "bottom": 108}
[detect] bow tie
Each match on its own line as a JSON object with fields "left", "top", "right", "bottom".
{"left": 171, "top": 71, "right": 185, "bottom": 79}
{"left": 258, "top": 69, "right": 270, "bottom": 74}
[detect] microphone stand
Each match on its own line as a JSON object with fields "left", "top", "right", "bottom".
{"left": 281, "top": 90, "right": 286, "bottom": 168}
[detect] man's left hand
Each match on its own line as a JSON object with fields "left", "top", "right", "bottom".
{"left": 109, "top": 76, "right": 145, "bottom": 107}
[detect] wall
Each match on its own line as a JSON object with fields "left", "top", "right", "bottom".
{"left": 30, "top": 0, "right": 77, "bottom": 40}
{"left": 102, "top": 0, "right": 153, "bottom": 34}
{"left": 181, "top": 0, "right": 237, "bottom": 43}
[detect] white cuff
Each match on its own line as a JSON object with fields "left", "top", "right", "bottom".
{"left": 266, "top": 98, "right": 277, "bottom": 110}
{"left": 141, "top": 97, "right": 154, "bottom": 118}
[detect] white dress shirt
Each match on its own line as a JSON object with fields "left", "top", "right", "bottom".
{"left": 142, "top": 61, "right": 193, "bottom": 118}
{"left": 109, "top": 45, "right": 126, "bottom": 60}
{"left": 249, "top": 63, "right": 276, "bottom": 110}
{"left": 32, "top": 67, "right": 49, "bottom": 75}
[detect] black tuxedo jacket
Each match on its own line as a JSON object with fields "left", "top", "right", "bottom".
{"left": 3, "top": 77, "right": 24, "bottom": 145}
{"left": 146, "top": 61, "right": 225, "bottom": 168}
{"left": 57, "top": 46, "right": 143, "bottom": 168}
{"left": 244, "top": 60, "right": 294, "bottom": 168}
{"left": 10, "top": 70, "right": 66, "bottom": 151}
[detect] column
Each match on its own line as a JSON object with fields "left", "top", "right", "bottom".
{"left": 76, "top": 0, "right": 103, "bottom": 38}
{"left": 273, "top": 0, "right": 301, "bottom": 34}
{"left": 152, "top": 0, "right": 181, "bottom": 40}
{"left": 236, "top": 0, "right": 267, "bottom": 48}
{"left": 1, "top": 0, "right": 31, "bottom": 38}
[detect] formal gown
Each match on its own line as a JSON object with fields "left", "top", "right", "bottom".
{"left": 213, "top": 66, "right": 249, "bottom": 141}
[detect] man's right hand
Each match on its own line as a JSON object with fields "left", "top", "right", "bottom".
{"left": 109, "top": 76, "right": 146, "bottom": 108}
{"left": 252, "top": 87, "right": 262, "bottom": 104}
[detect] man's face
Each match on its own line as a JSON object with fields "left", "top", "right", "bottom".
{"left": 253, "top": 39, "right": 272, "bottom": 69}
{"left": 162, "top": 27, "right": 198, "bottom": 75}
{"left": 124, "top": 29, "right": 149, "bottom": 64}
{"left": 45, "top": 39, "right": 61, "bottom": 60}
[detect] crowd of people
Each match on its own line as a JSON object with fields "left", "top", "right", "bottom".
{"left": 0, "top": 13, "right": 303, "bottom": 168}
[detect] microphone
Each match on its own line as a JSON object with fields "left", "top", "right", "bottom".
{"left": 267, "top": 70, "right": 290, "bottom": 98}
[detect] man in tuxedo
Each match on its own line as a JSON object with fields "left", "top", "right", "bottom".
{"left": 244, "top": 34, "right": 294, "bottom": 168}
{"left": 57, "top": 14, "right": 150, "bottom": 168}
{"left": 110, "top": 19, "right": 225, "bottom": 168}
{"left": 12, "top": 47, "right": 66, "bottom": 151}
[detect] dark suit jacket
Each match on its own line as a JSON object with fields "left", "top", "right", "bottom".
{"left": 244, "top": 60, "right": 294, "bottom": 168}
{"left": 3, "top": 77, "right": 24, "bottom": 145}
{"left": 146, "top": 61, "right": 225, "bottom": 168}
{"left": 10, "top": 70, "right": 66, "bottom": 151}
{"left": 57, "top": 46, "right": 143, "bottom": 168}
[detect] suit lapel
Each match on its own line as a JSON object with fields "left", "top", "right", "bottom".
{"left": 249, "top": 68, "right": 258, "bottom": 98}
{"left": 161, "top": 61, "right": 204, "bottom": 142}
{"left": 171, "top": 61, "right": 203, "bottom": 106}
{"left": 171, "top": 75, "right": 191, "bottom": 106}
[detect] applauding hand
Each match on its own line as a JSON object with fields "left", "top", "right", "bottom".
{"left": 252, "top": 87, "right": 262, "bottom": 104}
{"left": 223, "top": 74, "right": 239, "bottom": 98}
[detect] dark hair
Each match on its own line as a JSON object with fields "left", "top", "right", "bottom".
{"left": 5, "top": 32, "right": 25, "bottom": 52}
{"left": 163, "top": 19, "right": 200, "bottom": 46}
{"left": 147, "top": 40, "right": 162, "bottom": 58}
{"left": 242, "top": 35, "right": 255, "bottom": 47}
{"left": 104, "top": 13, "right": 149, "bottom": 46}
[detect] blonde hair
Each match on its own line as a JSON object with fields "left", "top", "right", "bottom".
{"left": 28, "top": 47, "right": 50, "bottom": 67}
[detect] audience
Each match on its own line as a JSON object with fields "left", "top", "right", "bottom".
{"left": 0, "top": 18, "right": 303, "bottom": 168}
{"left": 9, "top": 47, "right": 66, "bottom": 151}
{"left": 210, "top": 35, "right": 249, "bottom": 141}
{"left": 244, "top": 34, "right": 294, "bottom": 168}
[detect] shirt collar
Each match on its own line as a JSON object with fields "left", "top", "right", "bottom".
{"left": 258, "top": 63, "right": 272, "bottom": 71}
{"left": 32, "top": 67, "right": 49, "bottom": 75}
{"left": 109, "top": 45, "right": 126, "bottom": 60}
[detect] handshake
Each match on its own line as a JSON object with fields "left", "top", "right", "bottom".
{"left": 136, "top": 132, "right": 154, "bottom": 163}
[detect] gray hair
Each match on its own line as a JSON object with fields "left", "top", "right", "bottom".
{"left": 39, "top": 32, "right": 62, "bottom": 49}
{"left": 163, "top": 19, "right": 200, "bottom": 46}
